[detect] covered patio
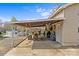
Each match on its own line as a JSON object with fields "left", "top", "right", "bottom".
{"left": 12, "top": 18, "right": 63, "bottom": 42}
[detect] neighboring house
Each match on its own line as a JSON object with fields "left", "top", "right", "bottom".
{"left": 48, "top": 3, "right": 79, "bottom": 46}
{"left": 0, "top": 22, "right": 3, "bottom": 32}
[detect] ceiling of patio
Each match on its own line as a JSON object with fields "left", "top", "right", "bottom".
{"left": 12, "top": 19, "right": 63, "bottom": 27}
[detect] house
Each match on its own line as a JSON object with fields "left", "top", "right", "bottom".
{"left": 48, "top": 3, "right": 79, "bottom": 46}
{"left": 12, "top": 3, "right": 79, "bottom": 46}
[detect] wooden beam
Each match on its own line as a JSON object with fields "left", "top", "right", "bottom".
{"left": 13, "top": 20, "right": 63, "bottom": 27}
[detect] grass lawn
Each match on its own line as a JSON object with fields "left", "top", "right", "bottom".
{"left": 0, "top": 32, "right": 6, "bottom": 40}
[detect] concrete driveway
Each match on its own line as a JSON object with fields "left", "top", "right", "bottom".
{"left": 5, "top": 39, "right": 79, "bottom": 56}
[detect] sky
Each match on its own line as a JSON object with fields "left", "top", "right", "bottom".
{"left": 0, "top": 3, "right": 65, "bottom": 22}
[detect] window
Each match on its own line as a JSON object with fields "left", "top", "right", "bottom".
{"left": 78, "top": 27, "right": 79, "bottom": 33}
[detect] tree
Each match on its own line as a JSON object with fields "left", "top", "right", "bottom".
{"left": 11, "top": 16, "right": 17, "bottom": 22}
{"left": 10, "top": 17, "right": 18, "bottom": 32}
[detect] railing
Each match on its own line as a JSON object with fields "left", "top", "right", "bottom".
{"left": 0, "top": 36, "right": 27, "bottom": 55}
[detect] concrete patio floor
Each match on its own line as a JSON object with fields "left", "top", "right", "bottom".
{"left": 5, "top": 39, "right": 79, "bottom": 56}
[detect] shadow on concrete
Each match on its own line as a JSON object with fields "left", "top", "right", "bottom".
{"left": 32, "top": 39, "right": 62, "bottom": 49}
{"left": 32, "top": 39, "right": 79, "bottom": 49}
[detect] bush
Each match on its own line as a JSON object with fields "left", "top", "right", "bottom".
{"left": 0, "top": 32, "right": 2, "bottom": 35}
{"left": 0, "top": 32, "right": 3, "bottom": 38}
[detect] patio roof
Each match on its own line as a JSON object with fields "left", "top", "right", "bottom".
{"left": 12, "top": 18, "right": 63, "bottom": 27}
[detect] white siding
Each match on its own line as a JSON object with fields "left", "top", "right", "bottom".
{"left": 56, "top": 22, "right": 63, "bottom": 43}
{"left": 61, "top": 4, "right": 79, "bottom": 46}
